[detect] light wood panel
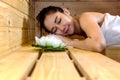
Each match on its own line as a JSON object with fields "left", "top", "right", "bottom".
{"left": 0, "top": 0, "right": 35, "bottom": 53}
{"left": 35, "top": 2, "right": 120, "bottom": 17}
{"left": 0, "top": 27, "right": 8, "bottom": 53}
{"left": 0, "top": 4, "right": 8, "bottom": 27}
{"left": 0, "top": 1, "right": 29, "bottom": 28}
{"left": 8, "top": 27, "right": 28, "bottom": 49}
{"left": 69, "top": 48, "right": 120, "bottom": 80}
{"left": 105, "top": 45, "right": 120, "bottom": 62}
{"left": 0, "top": 0, "right": 35, "bottom": 18}
{"left": 30, "top": 51, "right": 82, "bottom": 80}
{"left": 0, "top": 44, "right": 39, "bottom": 80}
{"left": 0, "top": 0, "right": 29, "bottom": 15}
{"left": 35, "top": 0, "right": 119, "bottom": 2}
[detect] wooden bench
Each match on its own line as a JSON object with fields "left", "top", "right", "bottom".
{"left": 0, "top": 44, "right": 40, "bottom": 80}
{"left": 30, "top": 51, "right": 82, "bottom": 80}
{"left": 105, "top": 45, "right": 120, "bottom": 62}
{"left": 1, "top": 45, "right": 120, "bottom": 80}
{"left": 69, "top": 48, "right": 120, "bottom": 80}
{"left": 30, "top": 48, "right": 120, "bottom": 80}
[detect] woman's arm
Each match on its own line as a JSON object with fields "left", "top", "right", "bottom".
{"left": 57, "top": 12, "right": 106, "bottom": 52}
{"left": 78, "top": 12, "right": 106, "bottom": 52}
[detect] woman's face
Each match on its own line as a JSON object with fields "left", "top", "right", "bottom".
{"left": 44, "top": 11, "right": 75, "bottom": 36}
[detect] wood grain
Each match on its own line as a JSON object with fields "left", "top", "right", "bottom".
{"left": 0, "top": 45, "right": 39, "bottom": 80}
{"left": 105, "top": 45, "right": 120, "bottom": 62}
{"left": 0, "top": 1, "right": 35, "bottom": 53}
{"left": 69, "top": 48, "right": 120, "bottom": 80}
{"left": 30, "top": 51, "right": 82, "bottom": 80}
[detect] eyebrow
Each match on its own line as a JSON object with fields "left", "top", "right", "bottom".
{"left": 54, "top": 16, "right": 58, "bottom": 23}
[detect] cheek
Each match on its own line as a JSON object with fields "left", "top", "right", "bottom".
{"left": 55, "top": 30, "right": 64, "bottom": 35}
{"left": 55, "top": 30, "right": 68, "bottom": 36}
{"left": 63, "top": 16, "right": 71, "bottom": 23}
{"left": 55, "top": 30, "right": 62, "bottom": 34}
{"left": 44, "top": 22, "right": 53, "bottom": 31}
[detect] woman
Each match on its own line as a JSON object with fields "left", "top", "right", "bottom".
{"left": 36, "top": 6, "right": 120, "bottom": 52}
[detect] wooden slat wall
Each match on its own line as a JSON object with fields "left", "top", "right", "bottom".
{"left": 0, "top": 0, "right": 35, "bottom": 53}
{"left": 35, "top": 0, "right": 120, "bottom": 36}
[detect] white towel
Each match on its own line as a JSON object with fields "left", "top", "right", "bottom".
{"left": 101, "top": 13, "right": 120, "bottom": 46}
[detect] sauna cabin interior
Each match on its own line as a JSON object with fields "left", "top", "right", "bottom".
{"left": 0, "top": 0, "right": 120, "bottom": 80}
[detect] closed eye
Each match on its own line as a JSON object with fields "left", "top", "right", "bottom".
{"left": 58, "top": 18, "right": 61, "bottom": 24}
{"left": 51, "top": 27, "right": 57, "bottom": 33}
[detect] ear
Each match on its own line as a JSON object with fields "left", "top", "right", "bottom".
{"left": 63, "top": 8, "right": 70, "bottom": 15}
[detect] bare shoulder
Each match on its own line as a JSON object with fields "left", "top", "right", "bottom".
{"left": 79, "top": 12, "right": 105, "bottom": 23}
{"left": 79, "top": 12, "right": 104, "bottom": 18}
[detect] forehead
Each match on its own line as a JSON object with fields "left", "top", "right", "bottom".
{"left": 44, "top": 13, "right": 57, "bottom": 25}
{"left": 44, "top": 12, "right": 61, "bottom": 31}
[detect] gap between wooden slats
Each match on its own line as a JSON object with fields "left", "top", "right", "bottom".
{"left": 68, "top": 48, "right": 120, "bottom": 80}
{"left": 0, "top": 45, "right": 39, "bottom": 80}
{"left": 30, "top": 51, "right": 83, "bottom": 80}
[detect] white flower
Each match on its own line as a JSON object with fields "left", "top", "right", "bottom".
{"left": 39, "top": 36, "right": 47, "bottom": 46}
{"left": 35, "top": 36, "right": 41, "bottom": 45}
{"left": 35, "top": 35, "right": 66, "bottom": 48}
{"left": 52, "top": 40, "right": 61, "bottom": 48}
{"left": 45, "top": 36, "right": 52, "bottom": 47}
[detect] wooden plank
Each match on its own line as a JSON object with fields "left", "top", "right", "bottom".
{"left": 35, "top": 2, "right": 120, "bottom": 16}
{"left": 8, "top": 27, "right": 28, "bottom": 50}
{"left": 0, "top": 1, "right": 26, "bottom": 27}
{"left": 0, "top": 0, "right": 35, "bottom": 18}
{"left": 28, "top": 29, "right": 35, "bottom": 41}
{"left": 0, "top": 27, "right": 8, "bottom": 53}
{"left": 0, "top": 44, "right": 39, "bottom": 80}
{"left": 30, "top": 51, "right": 82, "bottom": 80}
{"left": 0, "top": 27, "right": 8, "bottom": 45}
{"left": 0, "top": 1, "right": 10, "bottom": 27}
{"left": 0, "top": 0, "right": 29, "bottom": 15}
{"left": 0, "top": 1, "right": 35, "bottom": 28}
{"left": 35, "top": 0, "right": 120, "bottom": 2}
{"left": 0, "top": 1, "right": 35, "bottom": 53}
{"left": 68, "top": 48, "right": 120, "bottom": 80}
{"left": 105, "top": 45, "right": 120, "bottom": 62}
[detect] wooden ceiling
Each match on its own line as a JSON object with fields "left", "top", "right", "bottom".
{"left": 34, "top": 0, "right": 119, "bottom": 2}
{"left": 34, "top": 0, "right": 81, "bottom": 1}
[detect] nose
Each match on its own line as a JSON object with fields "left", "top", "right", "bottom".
{"left": 56, "top": 24, "right": 66, "bottom": 33}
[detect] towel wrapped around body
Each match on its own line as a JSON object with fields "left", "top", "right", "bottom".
{"left": 101, "top": 13, "right": 120, "bottom": 46}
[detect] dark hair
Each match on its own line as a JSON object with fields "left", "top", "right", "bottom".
{"left": 36, "top": 6, "right": 64, "bottom": 33}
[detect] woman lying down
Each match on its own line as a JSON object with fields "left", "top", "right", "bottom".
{"left": 36, "top": 6, "right": 120, "bottom": 52}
